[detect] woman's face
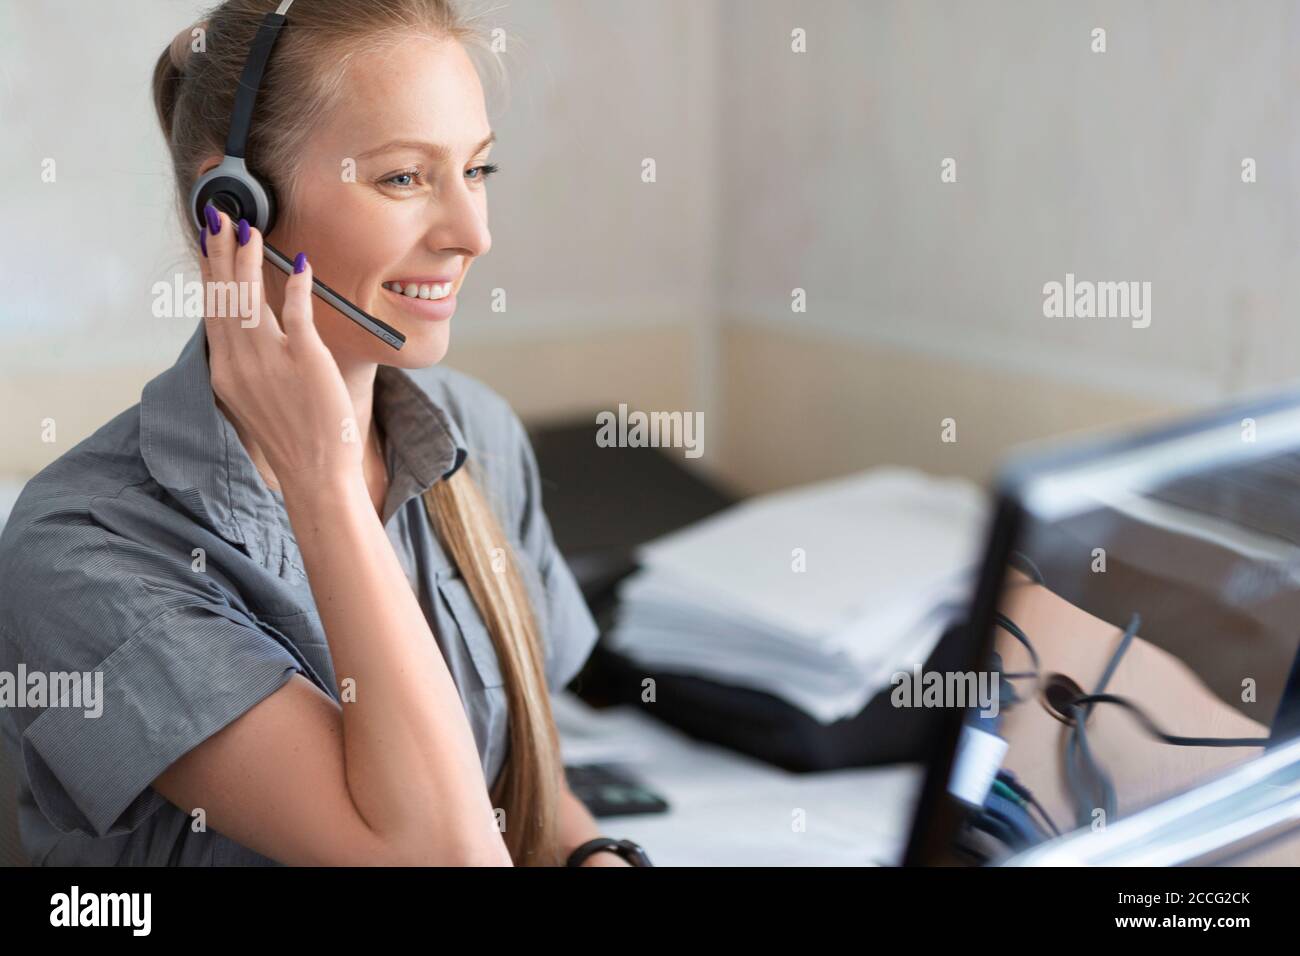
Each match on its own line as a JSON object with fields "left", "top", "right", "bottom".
{"left": 266, "top": 35, "right": 494, "bottom": 369}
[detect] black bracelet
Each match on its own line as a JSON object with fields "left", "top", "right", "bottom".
{"left": 565, "top": 837, "right": 653, "bottom": 867}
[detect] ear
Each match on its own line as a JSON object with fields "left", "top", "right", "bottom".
{"left": 196, "top": 155, "right": 223, "bottom": 179}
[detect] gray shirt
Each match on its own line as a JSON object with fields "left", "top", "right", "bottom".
{"left": 0, "top": 322, "right": 599, "bottom": 865}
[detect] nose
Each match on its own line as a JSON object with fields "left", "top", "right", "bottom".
{"left": 425, "top": 177, "right": 492, "bottom": 261}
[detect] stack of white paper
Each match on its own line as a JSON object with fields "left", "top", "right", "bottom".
{"left": 605, "top": 467, "right": 989, "bottom": 723}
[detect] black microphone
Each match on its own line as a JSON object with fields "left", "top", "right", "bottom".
{"left": 261, "top": 240, "right": 406, "bottom": 350}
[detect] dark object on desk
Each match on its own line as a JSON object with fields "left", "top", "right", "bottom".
{"left": 591, "top": 621, "right": 971, "bottom": 773}
{"left": 565, "top": 763, "right": 670, "bottom": 817}
{"left": 526, "top": 419, "right": 737, "bottom": 607}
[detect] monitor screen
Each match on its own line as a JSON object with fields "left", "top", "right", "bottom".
{"left": 920, "top": 400, "right": 1300, "bottom": 865}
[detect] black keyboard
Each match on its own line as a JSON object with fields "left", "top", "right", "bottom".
{"left": 565, "top": 763, "right": 670, "bottom": 817}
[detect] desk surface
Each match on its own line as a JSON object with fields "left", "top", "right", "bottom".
{"left": 553, "top": 692, "right": 922, "bottom": 866}
{"left": 996, "top": 579, "right": 1300, "bottom": 864}
{"left": 555, "top": 577, "right": 1300, "bottom": 866}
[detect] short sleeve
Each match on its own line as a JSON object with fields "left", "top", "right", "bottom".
{"left": 511, "top": 415, "right": 600, "bottom": 695}
{"left": 0, "top": 516, "right": 304, "bottom": 840}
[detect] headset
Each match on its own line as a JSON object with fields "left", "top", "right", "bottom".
{"left": 187, "top": 0, "right": 406, "bottom": 350}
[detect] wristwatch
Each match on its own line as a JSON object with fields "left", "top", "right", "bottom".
{"left": 565, "top": 837, "right": 653, "bottom": 867}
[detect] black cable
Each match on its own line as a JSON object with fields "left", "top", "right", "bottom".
{"left": 1066, "top": 612, "right": 1140, "bottom": 826}
{"left": 1089, "top": 613, "right": 1138, "bottom": 711}
{"left": 978, "top": 795, "right": 1042, "bottom": 849}
{"left": 1063, "top": 728, "right": 1088, "bottom": 828}
{"left": 994, "top": 591, "right": 1269, "bottom": 838}
{"left": 995, "top": 612, "right": 1041, "bottom": 684}
{"left": 1025, "top": 790, "right": 1062, "bottom": 837}
{"left": 967, "top": 810, "right": 1020, "bottom": 849}
{"left": 1009, "top": 550, "right": 1046, "bottom": 586}
{"left": 1071, "top": 693, "right": 1271, "bottom": 748}
{"left": 997, "top": 770, "right": 1061, "bottom": 836}
{"left": 1072, "top": 711, "right": 1116, "bottom": 824}
{"left": 1060, "top": 610, "right": 1273, "bottom": 828}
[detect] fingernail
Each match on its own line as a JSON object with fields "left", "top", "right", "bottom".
{"left": 237, "top": 218, "right": 251, "bottom": 246}
{"left": 204, "top": 202, "right": 221, "bottom": 235}
{"left": 200, "top": 227, "right": 208, "bottom": 258}
{"left": 293, "top": 252, "right": 308, "bottom": 274}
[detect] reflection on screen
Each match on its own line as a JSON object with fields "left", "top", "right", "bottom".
{"left": 944, "top": 429, "right": 1300, "bottom": 865}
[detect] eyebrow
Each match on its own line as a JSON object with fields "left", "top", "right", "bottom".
{"left": 356, "top": 132, "right": 496, "bottom": 162}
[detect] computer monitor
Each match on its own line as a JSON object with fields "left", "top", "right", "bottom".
{"left": 904, "top": 387, "right": 1300, "bottom": 865}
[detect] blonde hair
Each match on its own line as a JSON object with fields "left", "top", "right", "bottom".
{"left": 152, "top": 0, "right": 563, "bottom": 866}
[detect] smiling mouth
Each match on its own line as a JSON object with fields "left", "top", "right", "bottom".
{"left": 381, "top": 280, "right": 454, "bottom": 301}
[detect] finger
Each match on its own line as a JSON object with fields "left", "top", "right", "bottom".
{"left": 232, "top": 219, "right": 284, "bottom": 345}
{"left": 199, "top": 202, "right": 237, "bottom": 363}
{"left": 280, "top": 251, "right": 321, "bottom": 348}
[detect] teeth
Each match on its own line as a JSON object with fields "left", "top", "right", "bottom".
{"left": 382, "top": 281, "right": 452, "bottom": 300}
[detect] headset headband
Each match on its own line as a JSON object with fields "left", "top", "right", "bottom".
{"left": 225, "top": 0, "right": 296, "bottom": 159}
{"left": 187, "top": 0, "right": 407, "bottom": 350}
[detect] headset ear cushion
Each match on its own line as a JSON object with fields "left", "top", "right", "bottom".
{"left": 189, "top": 160, "right": 276, "bottom": 234}
{"left": 193, "top": 175, "right": 260, "bottom": 231}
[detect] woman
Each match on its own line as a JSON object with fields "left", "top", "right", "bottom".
{"left": 0, "top": 0, "right": 642, "bottom": 866}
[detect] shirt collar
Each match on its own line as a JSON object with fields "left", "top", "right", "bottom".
{"left": 140, "top": 322, "right": 469, "bottom": 567}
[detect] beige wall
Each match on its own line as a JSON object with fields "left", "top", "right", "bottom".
{"left": 0, "top": 318, "right": 1185, "bottom": 496}
{"left": 717, "top": 321, "right": 1183, "bottom": 497}
{"left": 0, "top": 324, "right": 695, "bottom": 480}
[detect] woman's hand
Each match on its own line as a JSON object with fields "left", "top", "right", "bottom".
{"left": 198, "top": 204, "right": 362, "bottom": 490}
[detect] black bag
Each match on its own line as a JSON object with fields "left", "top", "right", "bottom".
{"left": 582, "top": 621, "right": 971, "bottom": 773}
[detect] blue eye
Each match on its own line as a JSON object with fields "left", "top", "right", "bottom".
{"left": 379, "top": 165, "right": 497, "bottom": 190}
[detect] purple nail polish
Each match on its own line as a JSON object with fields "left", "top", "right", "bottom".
{"left": 293, "top": 252, "right": 308, "bottom": 274}
{"left": 237, "top": 218, "right": 250, "bottom": 246}
{"left": 200, "top": 227, "right": 208, "bottom": 258}
{"left": 204, "top": 202, "right": 221, "bottom": 235}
